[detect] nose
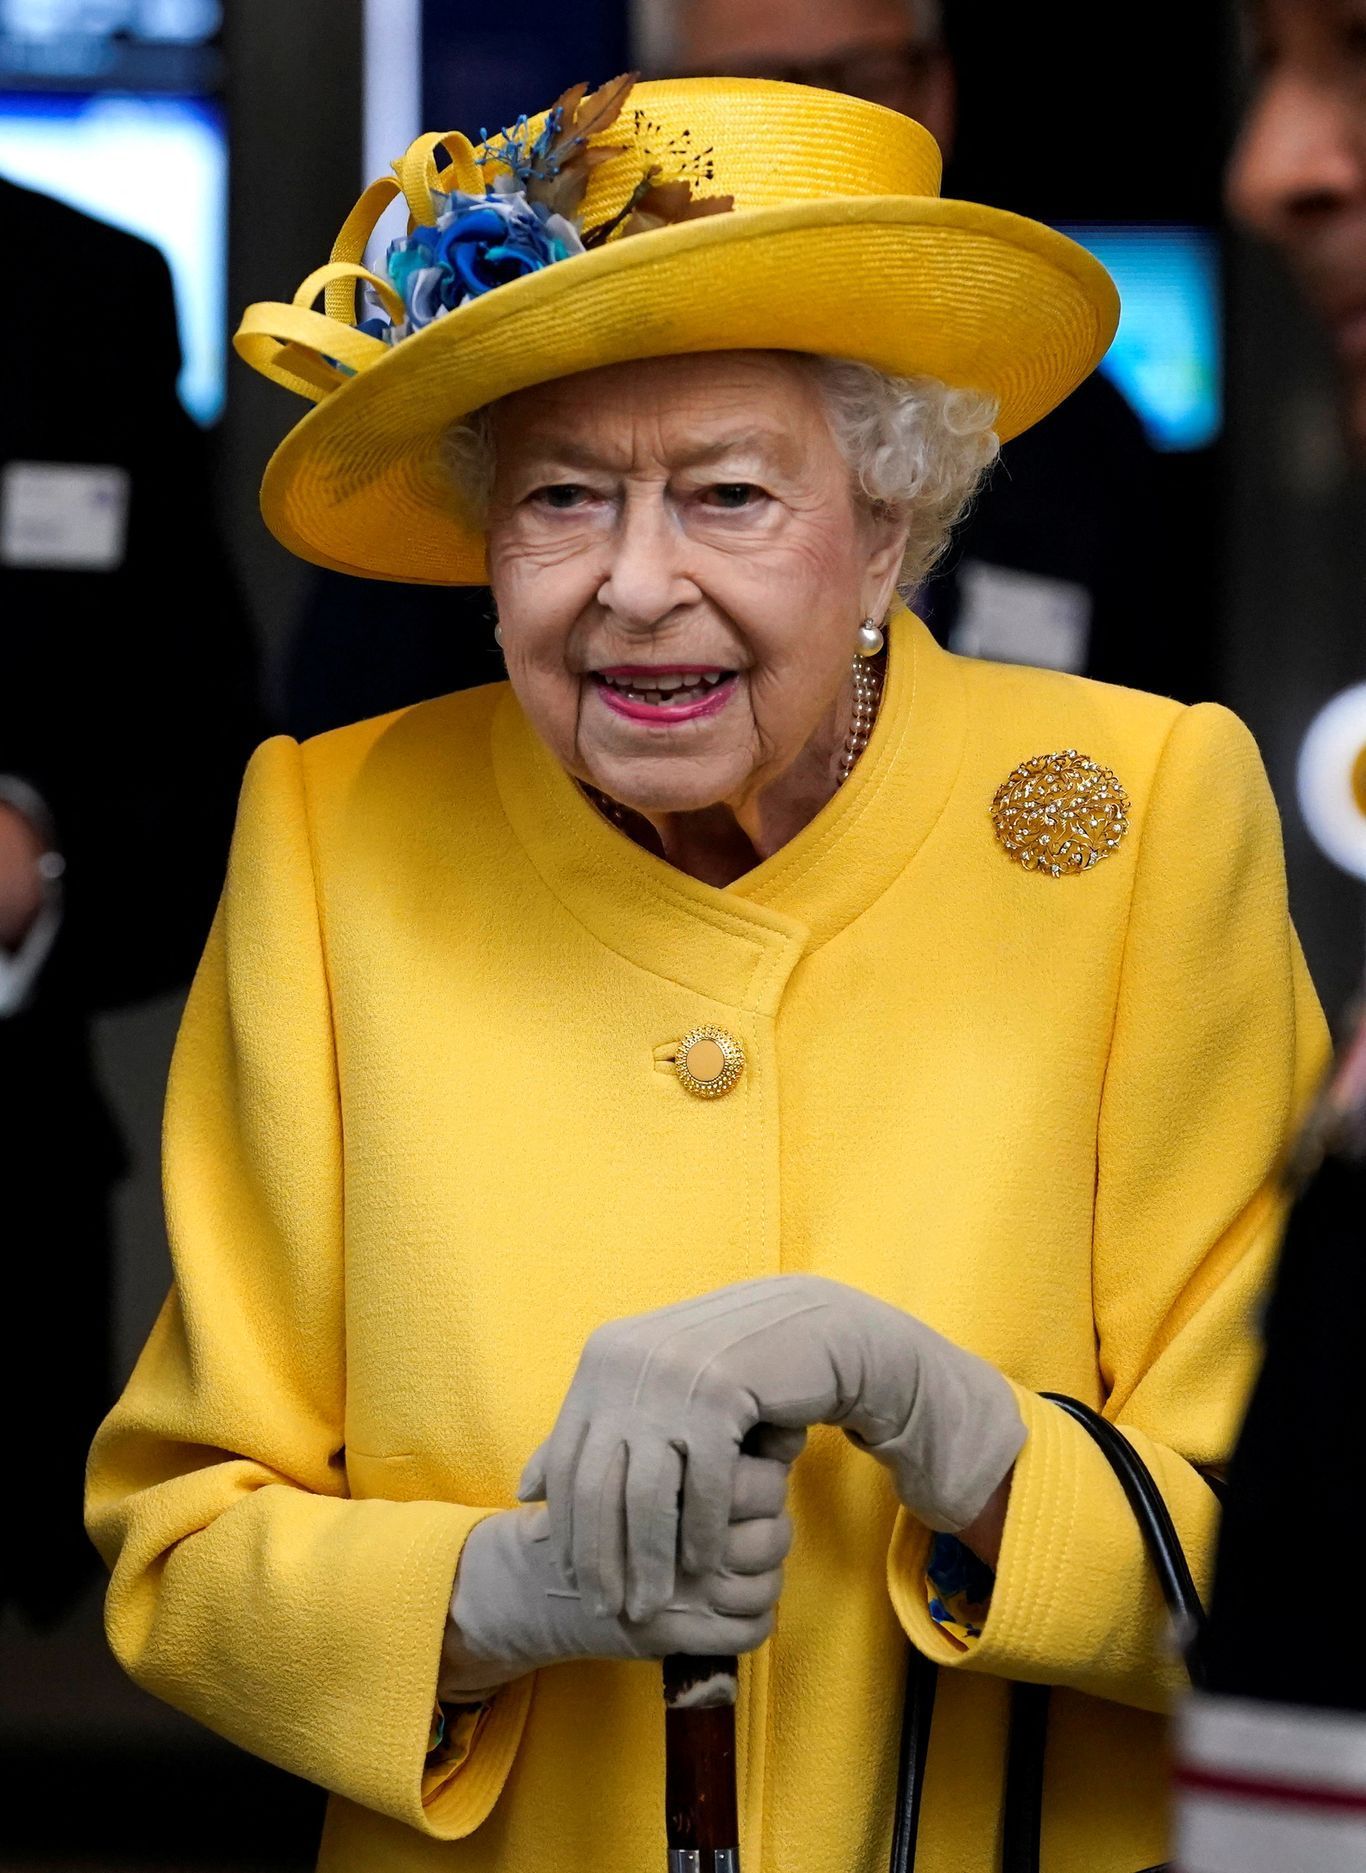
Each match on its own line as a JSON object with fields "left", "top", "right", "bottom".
{"left": 596, "top": 487, "right": 698, "bottom": 633}
{"left": 1228, "top": 70, "right": 1366, "bottom": 241}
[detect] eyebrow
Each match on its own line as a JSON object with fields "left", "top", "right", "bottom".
{"left": 510, "top": 429, "right": 799, "bottom": 474}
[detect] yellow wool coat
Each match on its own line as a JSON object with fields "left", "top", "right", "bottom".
{"left": 87, "top": 617, "right": 1326, "bottom": 1873}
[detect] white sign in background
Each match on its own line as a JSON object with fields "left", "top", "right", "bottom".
{"left": 1, "top": 460, "right": 131, "bottom": 570}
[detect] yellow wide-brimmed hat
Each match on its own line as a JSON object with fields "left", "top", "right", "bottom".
{"left": 237, "top": 76, "right": 1119, "bottom": 586}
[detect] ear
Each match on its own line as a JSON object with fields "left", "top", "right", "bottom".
{"left": 859, "top": 510, "right": 909, "bottom": 626}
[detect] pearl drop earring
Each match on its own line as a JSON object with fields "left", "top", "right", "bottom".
{"left": 856, "top": 615, "right": 885, "bottom": 657}
{"left": 493, "top": 623, "right": 504, "bottom": 648}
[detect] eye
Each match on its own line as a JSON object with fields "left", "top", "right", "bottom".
{"left": 702, "top": 482, "right": 766, "bottom": 510}
{"left": 531, "top": 483, "right": 591, "bottom": 510}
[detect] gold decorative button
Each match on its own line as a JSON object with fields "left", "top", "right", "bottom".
{"left": 674, "top": 1026, "right": 746, "bottom": 1099}
{"left": 991, "top": 750, "right": 1130, "bottom": 877}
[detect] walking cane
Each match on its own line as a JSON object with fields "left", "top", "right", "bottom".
{"left": 662, "top": 1417, "right": 782, "bottom": 1870}
{"left": 660, "top": 1419, "right": 799, "bottom": 1866}
{"left": 663, "top": 1652, "right": 740, "bottom": 1873}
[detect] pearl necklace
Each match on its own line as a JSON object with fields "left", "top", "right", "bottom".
{"left": 583, "top": 651, "right": 886, "bottom": 829}
{"left": 837, "top": 651, "right": 885, "bottom": 786}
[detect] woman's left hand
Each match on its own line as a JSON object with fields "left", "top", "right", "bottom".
{"left": 520, "top": 1275, "right": 1025, "bottom": 1620}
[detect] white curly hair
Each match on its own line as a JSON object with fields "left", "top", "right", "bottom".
{"left": 799, "top": 355, "right": 999, "bottom": 587}
{"left": 443, "top": 352, "right": 999, "bottom": 592}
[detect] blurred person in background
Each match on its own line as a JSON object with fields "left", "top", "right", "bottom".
{"left": 282, "top": 532, "right": 498, "bottom": 740}
{"left": 1229, "top": 0, "right": 1366, "bottom": 454}
{"left": 0, "top": 175, "right": 265, "bottom": 1626}
{"left": 663, "top": 0, "right": 1179, "bottom": 694}
{"left": 1174, "top": 4, "right": 1366, "bottom": 1868}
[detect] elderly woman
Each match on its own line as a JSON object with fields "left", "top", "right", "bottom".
{"left": 87, "top": 77, "right": 1324, "bottom": 1873}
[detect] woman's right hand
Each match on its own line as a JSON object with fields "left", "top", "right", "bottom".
{"left": 439, "top": 1436, "right": 799, "bottom": 1700}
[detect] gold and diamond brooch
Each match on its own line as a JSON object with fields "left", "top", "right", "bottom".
{"left": 991, "top": 750, "right": 1130, "bottom": 877}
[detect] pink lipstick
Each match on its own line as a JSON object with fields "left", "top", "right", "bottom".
{"left": 591, "top": 666, "right": 738, "bottom": 725}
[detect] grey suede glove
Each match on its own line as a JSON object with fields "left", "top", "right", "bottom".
{"left": 440, "top": 1440, "right": 797, "bottom": 1699}
{"left": 520, "top": 1275, "right": 1025, "bottom": 1621}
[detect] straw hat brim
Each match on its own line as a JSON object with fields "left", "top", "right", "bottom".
{"left": 259, "top": 193, "right": 1119, "bottom": 586}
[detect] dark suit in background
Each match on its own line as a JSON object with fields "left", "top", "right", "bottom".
{"left": 284, "top": 575, "right": 498, "bottom": 743}
{"left": 1204, "top": 1144, "right": 1366, "bottom": 1710}
{"left": 921, "top": 371, "right": 1187, "bottom": 698}
{"left": 0, "top": 178, "right": 266, "bottom": 1622}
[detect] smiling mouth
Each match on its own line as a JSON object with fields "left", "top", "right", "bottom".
{"left": 589, "top": 666, "right": 740, "bottom": 722}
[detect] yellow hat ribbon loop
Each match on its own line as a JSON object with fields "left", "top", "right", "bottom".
{"left": 396, "top": 130, "right": 482, "bottom": 226}
{"left": 232, "top": 299, "right": 390, "bottom": 404}
{"left": 295, "top": 260, "right": 405, "bottom": 328}
{"left": 231, "top": 173, "right": 409, "bottom": 402}
{"left": 233, "top": 85, "right": 735, "bottom": 412}
{"left": 233, "top": 309, "right": 342, "bottom": 402}
{"left": 323, "top": 173, "right": 403, "bottom": 322}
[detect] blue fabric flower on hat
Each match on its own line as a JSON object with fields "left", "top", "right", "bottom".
{"left": 348, "top": 78, "right": 732, "bottom": 350}
{"left": 370, "top": 187, "right": 585, "bottom": 340}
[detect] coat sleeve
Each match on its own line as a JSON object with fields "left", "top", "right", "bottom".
{"left": 888, "top": 702, "right": 1330, "bottom": 1711}
{"left": 84, "top": 735, "right": 532, "bottom": 1836}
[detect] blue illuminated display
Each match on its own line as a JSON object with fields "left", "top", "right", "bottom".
{"left": 0, "top": 1, "right": 219, "bottom": 45}
{"left": 1059, "top": 225, "right": 1223, "bottom": 452}
{"left": 0, "top": 90, "right": 227, "bottom": 422}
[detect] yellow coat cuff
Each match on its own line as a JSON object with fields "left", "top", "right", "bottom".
{"left": 888, "top": 1385, "right": 1221, "bottom": 1712}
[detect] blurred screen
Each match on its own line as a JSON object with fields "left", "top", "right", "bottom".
{"left": 0, "top": 1, "right": 221, "bottom": 76}
{"left": 0, "top": 89, "right": 227, "bottom": 421}
{"left": 1058, "top": 225, "right": 1223, "bottom": 452}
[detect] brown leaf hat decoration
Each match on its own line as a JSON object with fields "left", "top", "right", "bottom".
{"left": 494, "top": 73, "right": 734, "bottom": 245}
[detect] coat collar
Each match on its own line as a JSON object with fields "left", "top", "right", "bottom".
{"left": 492, "top": 610, "right": 966, "bottom": 1015}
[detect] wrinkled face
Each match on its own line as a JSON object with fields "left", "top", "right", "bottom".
{"left": 1228, "top": 0, "right": 1366, "bottom": 445}
{"left": 485, "top": 352, "right": 902, "bottom": 816}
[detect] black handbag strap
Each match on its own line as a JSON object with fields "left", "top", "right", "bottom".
{"left": 1000, "top": 1688, "right": 1173, "bottom": 1873}
{"left": 1002, "top": 1683, "right": 1051, "bottom": 1872}
{"left": 1039, "top": 1393, "right": 1209, "bottom": 1689}
{"left": 893, "top": 1393, "right": 1212, "bottom": 1873}
{"left": 888, "top": 1646, "right": 937, "bottom": 1873}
